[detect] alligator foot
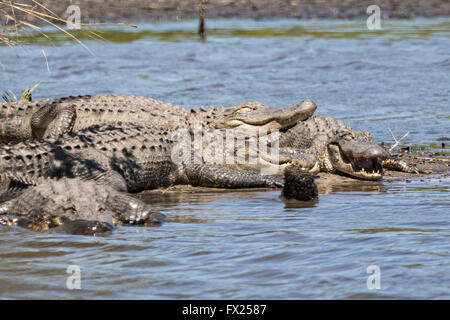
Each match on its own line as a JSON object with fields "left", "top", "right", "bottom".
{"left": 182, "top": 164, "right": 284, "bottom": 188}
{"left": 32, "top": 103, "right": 77, "bottom": 140}
{"left": 281, "top": 165, "right": 318, "bottom": 201}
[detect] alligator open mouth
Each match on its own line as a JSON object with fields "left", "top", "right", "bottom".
{"left": 328, "top": 143, "right": 385, "bottom": 180}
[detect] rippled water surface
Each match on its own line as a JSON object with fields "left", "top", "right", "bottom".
{"left": 0, "top": 18, "right": 449, "bottom": 299}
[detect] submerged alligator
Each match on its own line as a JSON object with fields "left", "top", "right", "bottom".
{"left": 0, "top": 95, "right": 316, "bottom": 143}
{"left": 0, "top": 178, "right": 165, "bottom": 235}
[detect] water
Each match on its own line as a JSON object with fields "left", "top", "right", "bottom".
{"left": 0, "top": 18, "right": 449, "bottom": 299}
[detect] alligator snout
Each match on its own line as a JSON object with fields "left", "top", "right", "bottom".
{"left": 338, "top": 139, "right": 389, "bottom": 160}
{"left": 328, "top": 138, "right": 389, "bottom": 180}
{"left": 217, "top": 99, "right": 317, "bottom": 132}
{"left": 242, "top": 99, "right": 317, "bottom": 125}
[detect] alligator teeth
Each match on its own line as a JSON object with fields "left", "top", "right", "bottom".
{"left": 309, "top": 162, "right": 320, "bottom": 173}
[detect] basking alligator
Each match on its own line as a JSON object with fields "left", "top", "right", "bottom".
{"left": 0, "top": 123, "right": 289, "bottom": 194}
{"left": 0, "top": 95, "right": 316, "bottom": 143}
{"left": 0, "top": 178, "right": 165, "bottom": 236}
{"left": 0, "top": 112, "right": 406, "bottom": 235}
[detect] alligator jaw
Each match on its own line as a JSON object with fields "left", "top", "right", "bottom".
{"left": 217, "top": 99, "right": 317, "bottom": 132}
{"left": 328, "top": 143, "right": 384, "bottom": 180}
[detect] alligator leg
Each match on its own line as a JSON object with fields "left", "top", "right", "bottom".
{"left": 31, "top": 103, "right": 76, "bottom": 139}
{"left": 181, "top": 164, "right": 284, "bottom": 188}
{"left": 0, "top": 118, "right": 33, "bottom": 143}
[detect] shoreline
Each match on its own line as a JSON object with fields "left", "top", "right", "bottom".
{"left": 140, "top": 155, "right": 449, "bottom": 197}
{"left": 9, "top": 1, "right": 450, "bottom": 24}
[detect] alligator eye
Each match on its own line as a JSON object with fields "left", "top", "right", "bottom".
{"left": 235, "top": 107, "right": 253, "bottom": 114}
{"left": 342, "top": 133, "right": 354, "bottom": 140}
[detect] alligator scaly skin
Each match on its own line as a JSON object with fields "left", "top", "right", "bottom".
{"left": 280, "top": 115, "right": 375, "bottom": 171}
{"left": 0, "top": 123, "right": 284, "bottom": 193}
{"left": 0, "top": 95, "right": 315, "bottom": 143}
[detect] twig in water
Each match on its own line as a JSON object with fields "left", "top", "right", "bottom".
{"left": 198, "top": 0, "right": 206, "bottom": 41}
{"left": 42, "top": 49, "right": 50, "bottom": 73}
{"left": 387, "top": 127, "right": 409, "bottom": 152}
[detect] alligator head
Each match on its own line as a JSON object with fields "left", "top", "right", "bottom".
{"left": 280, "top": 115, "right": 389, "bottom": 180}
{"left": 214, "top": 99, "right": 317, "bottom": 132}
{"left": 326, "top": 130, "right": 389, "bottom": 180}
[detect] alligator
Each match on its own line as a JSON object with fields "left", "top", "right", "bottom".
{"left": 279, "top": 115, "right": 414, "bottom": 180}
{"left": 0, "top": 122, "right": 293, "bottom": 194}
{"left": 0, "top": 177, "right": 165, "bottom": 236}
{"left": 0, "top": 95, "right": 316, "bottom": 143}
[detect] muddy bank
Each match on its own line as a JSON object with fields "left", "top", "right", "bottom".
{"left": 384, "top": 153, "right": 450, "bottom": 177}
{"left": 140, "top": 155, "right": 449, "bottom": 198}
{"left": 11, "top": 0, "right": 450, "bottom": 23}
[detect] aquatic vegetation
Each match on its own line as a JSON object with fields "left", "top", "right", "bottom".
{"left": 1, "top": 82, "right": 39, "bottom": 102}
{"left": 0, "top": 1, "right": 136, "bottom": 50}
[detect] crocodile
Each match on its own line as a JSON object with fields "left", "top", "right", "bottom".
{"left": 279, "top": 115, "right": 411, "bottom": 180}
{"left": 0, "top": 95, "right": 317, "bottom": 143}
{"left": 0, "top": 177, "right": 165, "bottom": 236}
